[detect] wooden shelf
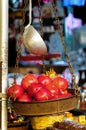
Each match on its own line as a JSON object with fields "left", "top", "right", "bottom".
{"left": 20, "top": 53, "right": 62, "bottom": 61}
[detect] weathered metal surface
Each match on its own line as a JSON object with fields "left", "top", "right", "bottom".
{"left": 0, "top": 0, "right": 8, "bottom": 130}
{"left": 12, "top": 89, "right": 78, "bottom": 116}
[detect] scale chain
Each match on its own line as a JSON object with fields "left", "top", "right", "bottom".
{"left": 14, "top": 0, "right": 28, "bottom": 82}
{"left": 51, "top": 1, "right": 80, "bottom": 96}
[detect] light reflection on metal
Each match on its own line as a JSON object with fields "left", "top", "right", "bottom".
{"left": 23, "top": 0, "right": 47, "bottom": 55}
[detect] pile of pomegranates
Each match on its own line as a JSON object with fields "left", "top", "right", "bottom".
{"left": 7, "top": 72, "right": 72, "bottom": 102}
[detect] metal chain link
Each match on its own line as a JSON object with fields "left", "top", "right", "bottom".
{"left": 14, "top": 0, "right": 28, "bottom": 82}
{"left": 51, "top": 1, "right": 80, "bottom": 96}
{"left": 38, "top": 0, "right": 46, "bottom": 73}
{"left": 38, "top": 0, "right": 43, "bottom": 37}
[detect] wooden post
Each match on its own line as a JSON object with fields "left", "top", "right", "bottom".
{"left": 0, "top": 0, "right": 8, "bottom": 130}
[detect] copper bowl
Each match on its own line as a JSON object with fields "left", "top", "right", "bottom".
{"left": 12, "top": 89, "right": 78, "bottom": 116}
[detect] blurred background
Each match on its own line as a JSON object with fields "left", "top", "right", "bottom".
{"left": 8, "top": 0, "right": 86, "bottom": 86}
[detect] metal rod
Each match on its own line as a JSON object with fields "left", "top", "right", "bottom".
{"left": 0, "top": 0, "right": 8, "bottom": 130}
{"left": 25, "top": 0, "right": 32, "bottom": 29}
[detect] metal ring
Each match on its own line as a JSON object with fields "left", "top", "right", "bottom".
{"left": 0, "top": 93, "right": 7, "bottom": 98}
{"left": 74, "top": 89, "right": 81, "bottom": 96}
